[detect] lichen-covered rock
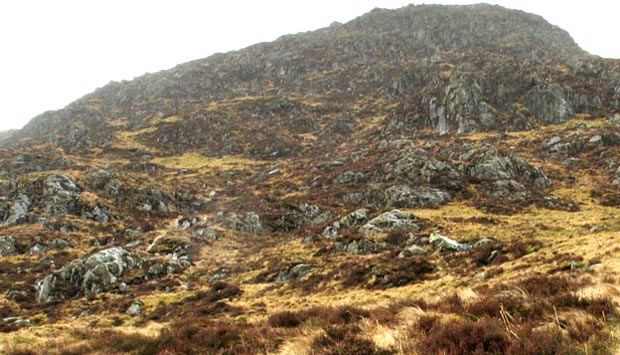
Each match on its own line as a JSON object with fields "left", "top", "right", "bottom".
{"left": 0, "top": 236, "right": 17, "bottom": 257}
{"left": 358, "top": 210, "right": 422, "bottom": 236}
{"left": 36, "top": 247, "right": 140, "bottom": 303}
{"left": 383, "top": 185, "right": 451, "bottom": 208}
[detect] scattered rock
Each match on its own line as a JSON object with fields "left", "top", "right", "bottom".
{"left": 472, "top": 237, "right": 496, "bottom": 248}
{"left": 323, "top": 208, "right": 370, "bottom": 239}
{"left": 82, "top": 170, "right": 122, "bottom": 198}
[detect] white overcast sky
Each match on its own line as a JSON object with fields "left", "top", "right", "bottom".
{"left": 0, "top": 0, "right": 618, "bottom": 131}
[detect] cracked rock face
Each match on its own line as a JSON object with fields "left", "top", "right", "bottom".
{"left": 524, "top": 83, "right": 573, "bottom": 124}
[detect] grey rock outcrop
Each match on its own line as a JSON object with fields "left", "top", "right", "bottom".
{"left": 36, "top": 247, "right": 140, "bottom": 303}
{"left": 433, "top": 76, "right": 497, "bottom": 134}
{"left": 358, "top": 210, "right": 422, "bottom": 236}
{"left": 524, "top": 83, "right": 573, "bottom": 124}
{"left": 461, "top": 145, "right": 552, "bottom": 189}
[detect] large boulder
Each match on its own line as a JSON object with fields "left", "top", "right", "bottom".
{"left": 358, "top": 210, "right": 423, "bottom": 236}
{"left": 36, "top": 247, "right": 140, "bottom": 303}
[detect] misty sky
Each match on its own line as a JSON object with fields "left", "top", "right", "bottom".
{"left": 0, "top": 0, "right": 618, "bottom": 131}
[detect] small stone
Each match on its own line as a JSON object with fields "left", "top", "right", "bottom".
{"left": 589, "top": 135, "right": 602, "bottom": 143}
{"left": 126, "top": 301, "right": 143, "bottom": 317}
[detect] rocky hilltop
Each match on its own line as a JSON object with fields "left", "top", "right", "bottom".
{"left": 2, "top": 4, "right": 620, "bottom": 355}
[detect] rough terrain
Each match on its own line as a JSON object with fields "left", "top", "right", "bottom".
{"left": 1, "top": 4, "right": 620, "bottom": 355}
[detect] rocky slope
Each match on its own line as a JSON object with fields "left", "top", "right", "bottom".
{"left": 1, "top": 4, "right": 620, "bottom": 355}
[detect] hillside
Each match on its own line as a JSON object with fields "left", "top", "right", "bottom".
{"left": 2, "top": 4, "right": 620, "bottom": 354}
